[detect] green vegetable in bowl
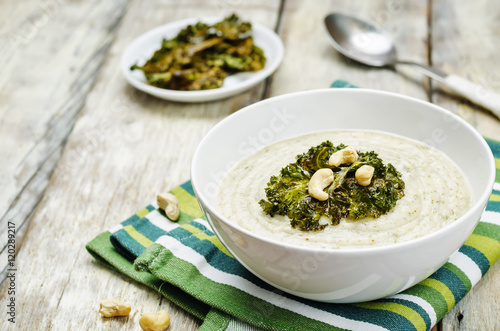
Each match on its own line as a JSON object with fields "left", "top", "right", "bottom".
{"left": 130, "top": 14, "right": 266, "bottom": 91}
{"left": 259, "top": 141, "right": 405, "bottom": 231}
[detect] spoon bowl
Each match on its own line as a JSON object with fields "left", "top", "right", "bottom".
{"left": 324, "top": 12, "right": 500, "bottom": 118}
{"left": 324, "top": 12, "right": 397, "bottom": 67}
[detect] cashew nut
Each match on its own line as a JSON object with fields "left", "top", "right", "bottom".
{"left": 157, "top": 192, "right": 180, "bottom": 221}
{"left": 99, "top": 299, "right": 131, "bottom": 317}
{"left": 308, "top": 168, "right": 334, "bottom": 201}
{"left": 355, "top": 165, "right": 375, "bottom": 186}
{"left": 329, "top": 147, "right": 358, "bottom": 167}
{"left": 139, "top": 310, "right": 171, "bottom": 331}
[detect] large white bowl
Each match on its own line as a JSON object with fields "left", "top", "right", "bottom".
{"left": 191, "top": 88, "right": 495, "bottom": 303}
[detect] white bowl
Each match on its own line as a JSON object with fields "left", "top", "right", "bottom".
{"left": 121, "top": 17, "right": 284, "bottom": 103}
{"left": 191, "top": 88, "right": 495, "bottom": 303}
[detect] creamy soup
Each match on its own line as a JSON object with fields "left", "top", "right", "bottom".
{"left": 217, "top": 130, "right": 472, "bottom": 249}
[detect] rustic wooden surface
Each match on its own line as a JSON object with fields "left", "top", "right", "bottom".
{"left": 1, "top": 0, "right": 499, "bottom": 330}
{"left": 431, "top": 1, "right": 500, "bottom": 330}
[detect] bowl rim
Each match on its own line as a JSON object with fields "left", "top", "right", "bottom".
{"left": 191, "top": 88, "right": 496, "bottom": 255}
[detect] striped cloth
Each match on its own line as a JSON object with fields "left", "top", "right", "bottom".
{"left": 87, "top": 150, "right": 500, "bottom": 331}
{"left": 86, "top": 81, "right": 500, "bottom": 330}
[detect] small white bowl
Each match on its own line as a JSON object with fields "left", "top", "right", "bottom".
{"left": 120, "top": 17, "right": 284, "bottom": 103}
{"left": 191, "top": 89, "right": 495, "bottom": 303}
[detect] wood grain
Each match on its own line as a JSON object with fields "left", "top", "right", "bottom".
{"left": 269, "top": 0, "right": 430, "bottom": 100}
{"left": 0, "top": 0, "right": 131, "bottom": 285}
{"left": 1, "top": 0, "right": 499, "bottom": 329}
{"left": 431, "top": 0, "right": 500, "bottom": 330}
{"left": 0, "top": 1, "right": 280, "bottom": 329}
{"left": 431, "top": 0, "right": 500, "bottom": 141}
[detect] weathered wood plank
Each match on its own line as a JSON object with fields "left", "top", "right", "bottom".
{"left": 431, "top": 0, "right": 500, "bottom": 329}
{"left": 0, "top": 0, "right": 131, "bottom": 285}
{"left": 0, "top": 1, "right": 281, "bottom": 329}
{"left": 268, "top": 0, "right": 430, "bottom": 100}
{"left": 2, "top": 0, "right": 498, "bottom": 329}
{"left": 431, "top": 0, "right": 500, "bottom": 141}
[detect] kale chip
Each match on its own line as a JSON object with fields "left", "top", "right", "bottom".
{"left": 130, "top": 14, "right": 266, "bottom": 91}
{"left": 259, "top": 141, "right": 405, "bottom": 231}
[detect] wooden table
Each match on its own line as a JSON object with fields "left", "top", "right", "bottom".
{"left": 1, "top": 0, "right": 499, "bottom": 329}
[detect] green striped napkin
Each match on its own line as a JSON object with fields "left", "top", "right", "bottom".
{"left": 86, "top": 82, "right": 500, "bottom": 331}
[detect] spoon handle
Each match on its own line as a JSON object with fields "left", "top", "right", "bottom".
{"left": 442, "top": 75, "right": 500, "bottom": 119}
{"left": 397, "top": 61, "right": 447, "bottom": 83}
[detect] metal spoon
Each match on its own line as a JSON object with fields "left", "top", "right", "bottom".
{"left": 324, "top": 12, "right": 500, "bottom": 118}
